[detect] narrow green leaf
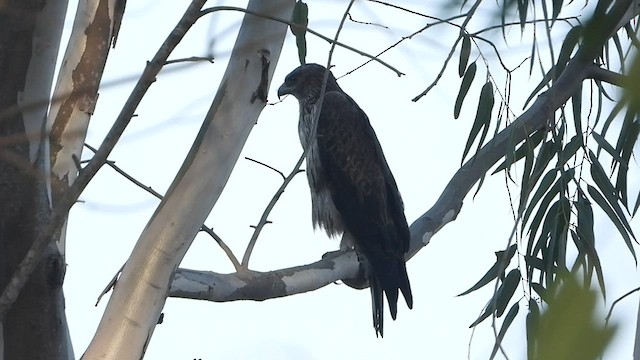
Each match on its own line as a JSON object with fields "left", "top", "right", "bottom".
{"left": 612, "top": 33, "right": 625, "bottom": 74}
{"left": 559, "top": 135, "right": 583, "bottom": 164}
{"left": 529, "top": 35, "right": 537, "bottom": 75}
{"left": 527, "top": 140, "right": 559, "bottom": 203}
{"left": 556, "top": 25, "right": 582, "bottom": 77}
{"left": 589, "top": 151, "right": 635, "bottom": 237}
{"left": 458, "top": 244, "right": 517, "bottom": 296}
{"left": 552, "top": 198, "right": 571, "bottom": 271}
{"left": 540, "top": 200, "right": 562, "bottom": 287}
{"left": 490, "top": 303, "right": 520, "bottom": 360}
{"left": 587, "top": 185, "right": 637, "bottom": 262}
{"left": 496, "top": 269, "right": 520, "bottom": 317}
{"left": 290, "top": 1, "right": 308, "bottom": 37}
{"left": 634, "top": 189, "right": 640, "bottom": 217}
{"left": 531, "top": 282, "right": 549, "bottom": 303}
{"left": 519, "top": 142, "right": 536, "bottom": 212}
{"left": 462, "top": 81, "right": 494, "bottom": 162}
{"left": 575, "top": 192, "right": 596, "bottom": 247}
{"left": 517, "top": 0, "right": 528, "bottom": 32}
{"left": 493, "top": 130, "right": 545, "bottom": 174}
{"left": 469, "top": 269, "right": 520, "bottom": 328}
{"left": 459, "top": 34, "right": 471, "bottom": 77}
{"left": 600, "top": 100, "right": 625, "bottom": 138}
{"left": 522, "top": 169, "right": 558, "bottom": 231}
{"left": 524, "top": 65, "right": 555, "bottom": 109}
{"left": 525, "top": 255, "right": 545, "bottom": 270}
{"left": 527, "top": 299, "right": 540, "bottom": 360}
{"left": 616, "top": 115, "right": 640, "bottom": 207}
{"left": 572, "top": 86, "right": 583, "bottom": 137}
{"left": 291, "top": 1, "right": 309, "bottom": 65}
{"left": 552, "top": 0, "right": 563, "bottom": 24}
{"left": 591, "top": 131, "right": 626, "bottom": 165}
{"left": 454, "top": 62, "right": 477, "bottom": 119}
{"left": 458, "top": 262, "right": 499, "bottom": 297}
{"left": 570, "top": 229, "right": 606, "bottom": 299}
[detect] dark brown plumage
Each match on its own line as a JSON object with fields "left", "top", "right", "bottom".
{"left": 277, "top": 64, "right": 413, "bottom": 337}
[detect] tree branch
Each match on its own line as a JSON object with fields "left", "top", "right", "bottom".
{"left": 199, "top": 6, "right": 404, "bottom": 77}
{"left": 241, "top": 153, "right": 305, "bottom": 268}
{"left": 586, "top": 64, "right": 628, "bottom": 87}
{"left": 169, "top": 0, "right": 639, "bottom": 303}
{"left": 84, "top": 143, "right": 240, "bottom": 269}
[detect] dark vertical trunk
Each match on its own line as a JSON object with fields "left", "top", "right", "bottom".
{"left": 0, "top": 1, "right": 71, "bottom": 359}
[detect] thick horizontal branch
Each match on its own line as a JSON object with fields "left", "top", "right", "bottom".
{"left": 169, "top": 0, "right": 638, "bottom": 302}
{"left": 171, "top": 251, "right": 361, "bottom": 301}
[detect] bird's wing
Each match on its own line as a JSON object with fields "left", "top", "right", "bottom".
{"left": 315, "top": 91, "right": 412, "bottom": 334}
{"left": 315, "top": 91, "right": 408, "bottom": 256}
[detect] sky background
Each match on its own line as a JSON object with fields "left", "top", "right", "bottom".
{"left": 56, "top": 0, "right": 640, "bottom": 359}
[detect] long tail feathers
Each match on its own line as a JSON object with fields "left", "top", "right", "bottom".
{"left": 370, "top": 277, "right": 384, "bottom": 337}
{"left": 369, "top": 258, "right": 412, "bottom": 337}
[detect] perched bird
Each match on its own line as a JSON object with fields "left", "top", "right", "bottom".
{"left": 277, "top": 63, "right": 413, "bottom": 337}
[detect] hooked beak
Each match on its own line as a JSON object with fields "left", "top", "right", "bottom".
{"left": 277, "top": 83, "right": 292, "bottom": 99}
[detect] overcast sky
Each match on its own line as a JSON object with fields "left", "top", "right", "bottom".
{"left": 59, "top": 1, "right": 639, "bottom": 359}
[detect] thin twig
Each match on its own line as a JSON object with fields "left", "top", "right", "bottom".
{"left": 347, "top": 13, "right": 387, "bottom": 29}
{"left": 241, "top": 152, "right": 306, "bottom": 268}
{"left": 199, "top": 6, "right": 404, "bottom": 77}
{"left": 164, "top": 56, "right": 215, "bottom": 65}
{"left": 412, "top": 0, "right": 484, "bottom": 102}
{"left": 245, "top": 156, "right": 286, "bottom": 180}
{"left": 84, "top": 143, "right": 163, "bottom": 198}
{"left": 200, "top": 225, "right": 241, "bottom": 270}
{"left": 240, "top": 0, "right": 357, "bottom": 269}
{"left": 340, "top": 13, "right": 468, "bottom": 79}
{"left": 471, "top": 17, "right": 580, "bottom": 36}
{"left": 96, "top": 263, "right": 125, "bottom": 306}
{"left": 605, "top": 285, "right": 640, "bottom": 324}
{"left": 84, "top": 143, "right": 241, "bottom": 270}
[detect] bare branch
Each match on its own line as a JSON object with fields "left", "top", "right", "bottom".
{"left": 245, "top": 156, "right": 286, "bottom": 179}
{"left": 586, "top": 64, "right": 628, "bottom": 87}
{"left": 84, "top": 143, "right": 163, "bottom": 198}
{"left": 241, "top": 152, "right": 306, "bottom": 268}
{"left": 199, "top": 6, "right": 404, "bottom": 77}
{"left": 200, "top": 225, "right": 241, "bottom": 271}
{"left": 164, "top": 56, "right": 215, "bottom": 65}
{"left": 347, "top": 13, "right": 388, "bottom": 29}
{"left": 605, "top": 285, "right": 640, "bottom": 324}
{"left": 95, "top": 263, "right": 124, "bottom": 306}
{"left": 84, "top": 143, "right": 240, "bottom": 270}
{"left": 412, "top": 0, "right": 484, "bottom": 102}
{"left": 171, "top": 251, "right": 362, "bottom": 301}
{"left": 339, "top": 13, "right": 469, "bottom": 79}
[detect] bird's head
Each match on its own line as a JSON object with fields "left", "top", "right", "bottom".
{"left": 277, "top": 63, "right": 341, "bottom": 101}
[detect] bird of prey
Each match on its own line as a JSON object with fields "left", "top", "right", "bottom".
{"left": 277, "top": 63, "right": 413, "bottom": 337}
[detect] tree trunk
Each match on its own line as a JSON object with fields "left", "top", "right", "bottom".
{"left": 0, "top": 0, "right": 72, "bottom": 359}
{"left": 82, "top": 1, "right": 294, "bottom": 358}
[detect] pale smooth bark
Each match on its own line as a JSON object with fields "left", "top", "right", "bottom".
{"left": 81, "top": 1, "right": 294, "bottom": 359}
